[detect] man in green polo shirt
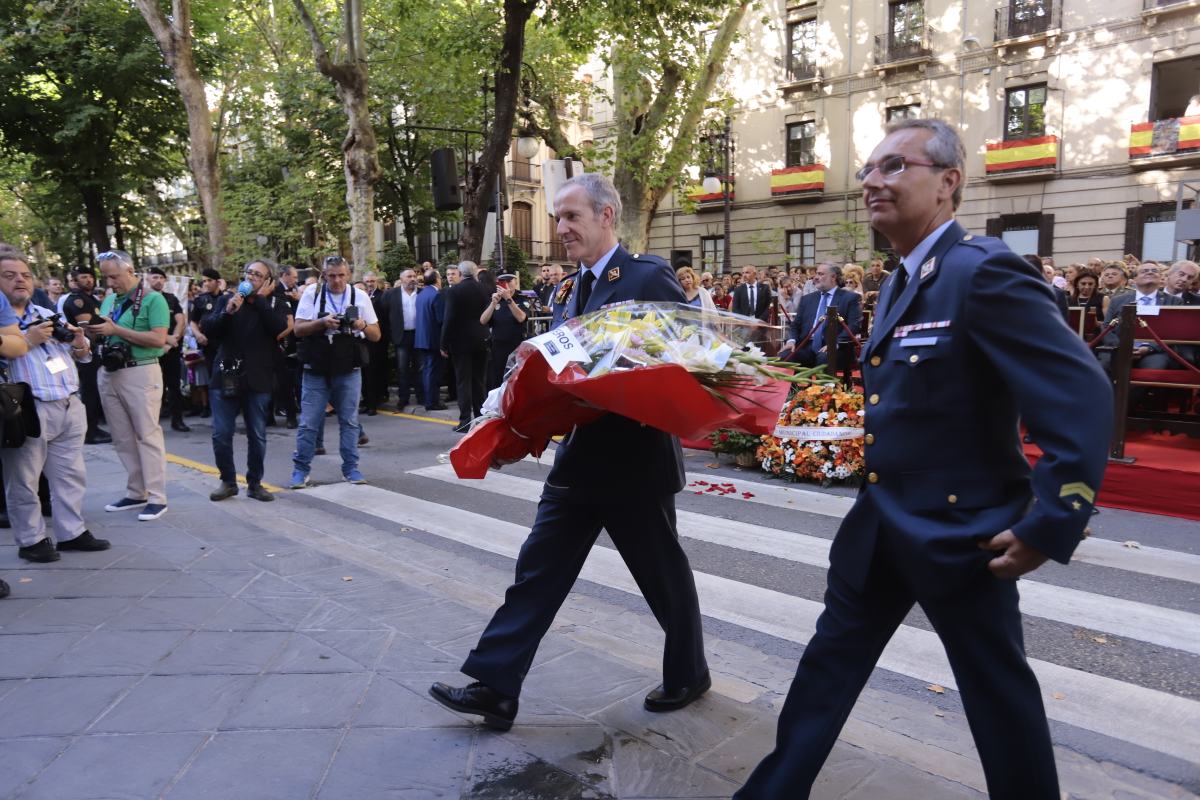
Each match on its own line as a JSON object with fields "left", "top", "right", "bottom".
{"left": 87, "top": 250, "right": 170, "bottom": 521}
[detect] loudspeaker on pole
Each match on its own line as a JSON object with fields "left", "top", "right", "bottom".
{"left": 430, "top": 148, "right": 462, "bottom": 211}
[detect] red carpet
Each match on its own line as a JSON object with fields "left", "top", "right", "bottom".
{"left": 1025, "top": 430, "right": 1200, "bottom": 521}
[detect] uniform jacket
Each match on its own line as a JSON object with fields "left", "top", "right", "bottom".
{"left": 546, "top": 246, "right": 687, "bottom": 501}
{"left": 549, "top": 270, "right": 579, "bottom": 329}
{"left": 1100, "top": 289, "right": 1182, "bottom": 352}
{"left": 731, "top": 281, "right": 772, "bottom": 320}
{"left": 440, "top": 274, "right": 490, "bottom": 354}
{"left": 831, "top": 221, "right": 1111, "bottom": 596}
{"left": 414, "top": 285, "right": 444, "bottom": 351}
{"left": 788, "top": 287, "right": 863, "bottom": 347}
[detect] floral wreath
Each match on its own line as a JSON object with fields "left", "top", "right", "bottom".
{"left": 758, "top": 382, "right": 865, "bottom": 485}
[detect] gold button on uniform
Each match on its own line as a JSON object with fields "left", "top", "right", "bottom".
{"left": 867, "top": 472, "right": 879, "bottom": 484}
{"left": 869, "top": 356, "right": 881, "bottom": 367}
{"left": 948, "top": 494, "right": 958, "bottom": 504}
{"left": 869, "top": 394, "right": 880, "bottom": 405}
{"left": 908, "top": 354, "right": 919, "bottom": 363}
{"left": 865, "top": 433, "right": 875, "bottom": 444}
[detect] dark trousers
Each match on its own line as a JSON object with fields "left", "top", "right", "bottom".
{"left": 461, "top": 489, "right": 708, "bottom": 699}
{"left": 210, "top": 389, "right": 271, "bottom": 487}
{"left": 735, "top": 543, "right": 1058, "bottom": 800}
{"left": 451, "top": 348, "right": 486, "bottom": 423}
{"left": 486, "top": 338, "right": 522, "bottom": 391}
{"left": 77, "top": 358, "right": 104, "bottom": 434}
{"left": 158, "top": 349, "right": 185, "bottom": 422}
{"left": 417, "top": 349, "right": 443, "bottom": 408}
{"left": 275, "top": 353, "right": 299, "bottom": 421}
{"left": 362, "top": 339, "right": 390, "bottom": 410}
{"left": 393, "top": 330, "right": 422, "bottom": 406}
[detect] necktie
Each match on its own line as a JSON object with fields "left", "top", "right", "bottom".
{"left": 578, "top": 269, "right": 596, "bottom": 312}
{"left": 812, "top": 291, "right": 832, "bottom": 344}
{"left": 882, "top": 266, "right": 909, "bottom": 318}
{"left": 749, "top": 284, "right": 756, "bottom": 312}
{"left": 1138, "top": 295, "right": 1153, "bottom": 306}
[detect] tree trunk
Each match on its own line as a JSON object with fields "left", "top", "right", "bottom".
{"left": 459, "top": 0, "right": 539, "bottom": 263}
{"left": 80, "top": 185, "right": 111, "bottom": 255}
{"left": 134, "top": 0, "right": 226, "bottom": 272}
{"left": 293, "top": 0, "right": 381, "bottom": 272}
{"left": 609, "top": 0, "right": 750, "bottom": 253}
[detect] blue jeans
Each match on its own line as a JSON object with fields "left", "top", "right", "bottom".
{"left": 294, "top": 369, "right": 362, "bottom": 476}
{"left": 210, "top": 389, "right": 271, "bottom": 486}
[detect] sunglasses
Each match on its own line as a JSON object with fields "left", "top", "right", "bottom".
{"left": 854, "top": 155, "right": 946, "bottom": 183}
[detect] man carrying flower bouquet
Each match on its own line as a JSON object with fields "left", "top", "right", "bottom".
{"left": 430, "top": 173, "right": 710, "bottom": 731}
{"left": 737, "top": 119, "right": 1110, "bottom": 799}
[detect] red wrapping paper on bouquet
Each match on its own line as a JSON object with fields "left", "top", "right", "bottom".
{"left": 449, "top": 346, "right": 791, "bottom": 479}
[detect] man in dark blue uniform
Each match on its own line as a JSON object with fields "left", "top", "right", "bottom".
{"left": 736, "top": 119, "right": 1111, "bottom": 799}
{"left": 430, "top": 173, "right": 709, "bottom": 730}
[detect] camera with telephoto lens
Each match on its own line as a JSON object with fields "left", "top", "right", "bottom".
{"left": 33, "top": 313, "right": 77, "bottom": 344}
{"left": 98, "top": 338, "right": 133, "bottom": 372}
{"left": 331, "top": 304, "right": 359, "bottom": 334}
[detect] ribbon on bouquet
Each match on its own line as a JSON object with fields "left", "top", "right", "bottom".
{"left": 772, "top": 425, "right": 864, "bottom": 441}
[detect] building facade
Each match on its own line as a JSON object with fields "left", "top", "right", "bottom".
{"left": 638, "top": 0, "right": 1200, "bottom": 272}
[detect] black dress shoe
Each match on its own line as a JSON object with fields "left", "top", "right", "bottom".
{"left": 246, "top": 485, "right": 275, "bottom": 502}
{"left": 171, "top": 419, "right": 191, "bottom": 432}
{"left": 0, "top": 578, "right": 9, "bottom": 599}
{"left": 57, "top": 530, "right": 111, "bottom": 552}
{"left": 365, "top": 408, "right": 377, "bottom": 416}
{"left": 19, "top": 538, "right": 61, "bottom": 563}
{"left": 426, "top": 403, "right": 448, "bottom": 411}
{"left": 429, "top": 681, "right": 518, "bottom": 731}
{"left": 644, "top": 671, "right": 712, "bottom": 712}
{"left": 85, "top": 429, "right": 113, "bottom": 445}
{"left": 453, "top": 421, "right": 472, "bottom": 433}
{"left": 209, "top": 482, "right": 238, "bottom": 502}
{"left": 358, "top": 433, "right": 369, "bottom": 446}
{"left": 314, "top": 447, "right": 326, "bottom": 456}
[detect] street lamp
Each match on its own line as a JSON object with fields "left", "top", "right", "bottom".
{"left": 711, "top": 115, "right": 733, "bottom": 274}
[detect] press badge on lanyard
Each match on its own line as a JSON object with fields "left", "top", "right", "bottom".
{"left": 45, "top": 355, "right": 69, "bottom": 375}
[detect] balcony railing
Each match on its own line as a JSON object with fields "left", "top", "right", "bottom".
{"left": 1144, "top": 0, "right": 1198, "bottom": 9}
{"left": 1130, "top": 116, "right": 1200, "bottom": 161}
{"left": 787, "top": 59, "right": 818, "bottom": 83}
{"left": 874, "top": 26, "right": 933, "bottom": 66}
{"left": 508, "top": 160, "right": 540, "bottom": 183}
{"left": 994, "top": 0, "right": 1059, "bottom": 42}
{"left": 985, "top": 134, "right": 1058, "bottom": 178}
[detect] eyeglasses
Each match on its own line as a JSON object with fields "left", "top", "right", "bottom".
{"left": 244, "top": 270, "right": 268, "bottom": 280}
{"left": 854, "top": 155, "right": 946, "bottom": 183}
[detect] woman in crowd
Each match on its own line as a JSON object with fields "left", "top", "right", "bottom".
{"left": 841, "top": 264, "right": 865, "bottom": 296}
{"left": 676, "top": 265, "right": 715, "bottom": 311}
{"left": 711, "top": 283, "right": 731, "bottom": 310}
{"left": 1071, "top": 268, "right": 1106, "bottom": 317}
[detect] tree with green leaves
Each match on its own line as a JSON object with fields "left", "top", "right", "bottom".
{"left": 0, "top": 0, "right": 186, "bottom": 258}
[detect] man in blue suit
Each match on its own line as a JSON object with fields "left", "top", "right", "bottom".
{"left": 430, "top": 173, "right": 709, "bottom": 730}
{"left": 781, "top": 262, "right": 863, "bottom": 367}
{"left": 736, "top": 119, "right": 1111, "bottom": 800}
{"left": 414, "top": 267, "right": 447, "bottom": 411}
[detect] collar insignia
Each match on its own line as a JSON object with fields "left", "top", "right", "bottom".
{"left": 919, "top": 257, "right": 936, "bottom": 280}
{"left": 607, "top": 267, "right": 620, "bottom": 282}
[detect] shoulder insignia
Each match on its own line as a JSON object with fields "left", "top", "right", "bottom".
{"left": 1059, "top": 482, "right": 1095, "bottom": 505}
{"left": 607, "top": 267, "right": 620, "bottom": 283}
{"left": 632, "top": 254, "right": 640, "bottom": 259}
{"left": 962, "top": 234, "right": 975, "bottom": 241}
{"left": 554, "top": 278, "right": 575, "bottom": 305}
{"left": 919, "top": 257, "right": 936, "bottom": 280}
{"left": 73, "top": 298, "right": 84, "bottom": 308}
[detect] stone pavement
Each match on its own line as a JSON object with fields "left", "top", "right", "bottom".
{"left": 0, "top": 451, "right": 1185, "bottom": 799}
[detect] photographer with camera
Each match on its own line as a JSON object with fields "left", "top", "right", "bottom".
{"left": 290, "top": 255, "right": 380, "bottom": 488}
{"left": 88, "top": 250, "right": 170, "bottom": 522}
{"left": 0, "top": 248, "right": 109, "bottom": 564}
{"left": 201, "top": 259, "right": 288, "bottom": 502}
{"left": 479, "top": 272, "right": 529, "bottom": 391}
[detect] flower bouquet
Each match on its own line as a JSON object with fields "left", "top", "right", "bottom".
{"left": 449, "top": 303, "right": 824, "bottom": 479}
{"left": 757, "top": 382, "right": 866, "bottom": 485}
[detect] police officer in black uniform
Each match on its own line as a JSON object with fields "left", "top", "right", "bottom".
{"left": 430, "top": 174, "right": 709, "bottom": 731}
{"left": 480, "top": 272, "right": 529, "bottom": 390}
{"left": 188, "top": 268, "right": 223, "bottom": 418}
{"left": 146, "top": 268, "right": 190, "bottom": 432}
{"left": 61, "top": 266, "right": 110, "bottom": 444}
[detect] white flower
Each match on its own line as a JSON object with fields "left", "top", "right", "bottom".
{"left": 830, "top": 445, "right": 840, "bottom": 454}
{"left": 837, "top": 412, "right": 848, "bottom": 421}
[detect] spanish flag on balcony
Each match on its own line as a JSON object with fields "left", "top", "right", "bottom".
{"left": 1130, "top": 116, "right": 1200, "bottom": 158}
{"left": 770, "top": 165, "right": 826, "bottom": 195}
{"left": 686, "top": 178, "right": 734, "bottom": 204}
{"left": 985, "top": 135, "right": 1058, "bottom": 173}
